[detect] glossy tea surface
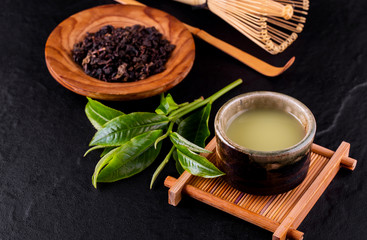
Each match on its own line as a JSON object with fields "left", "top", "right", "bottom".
{"left": 226, "top": 109, "right": 305, "bottom": 152}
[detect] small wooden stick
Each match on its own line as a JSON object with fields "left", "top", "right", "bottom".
{"left": 312, "top": 143, "right": 357, "bottom": 170}
{"left": 168, "top": 171, "right": 193, "bottom": 206}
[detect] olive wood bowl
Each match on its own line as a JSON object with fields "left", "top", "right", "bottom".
{"left": 45, "top": 4, "right": 195, "bottom": 101}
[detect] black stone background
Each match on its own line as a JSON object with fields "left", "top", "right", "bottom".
{"left": 1, "top": 0, "right": 366, "bottom": 239}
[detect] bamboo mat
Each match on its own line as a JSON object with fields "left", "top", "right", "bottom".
{"left": 164, "top": 138, "right": 357, "bottom": 240}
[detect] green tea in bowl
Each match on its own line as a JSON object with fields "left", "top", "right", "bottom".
{"left": 226, "top": 109, "right": 305, "bottom": 152}
{"left": 214, "top": 91, "right": 316, "bottom": 195}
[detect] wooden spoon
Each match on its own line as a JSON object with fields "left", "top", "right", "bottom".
{"left": 115, "top": 0, "right": 295, "bottom": 77}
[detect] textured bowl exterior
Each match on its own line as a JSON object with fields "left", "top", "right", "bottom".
{"left": 215, "top": 138, "right": 311, "bottom": 195}
{"left": 45, "top": 4, "right": 195, "bottom": 100}
{"left": 214, "top": 92, "right": 316, "bottom": 195}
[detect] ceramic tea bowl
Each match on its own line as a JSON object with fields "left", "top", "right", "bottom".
{"left": 214, "top": 92, "right": 316, "bottom": 195}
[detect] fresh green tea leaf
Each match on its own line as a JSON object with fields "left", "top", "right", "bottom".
{"left": 84, "top": 145, "right": 105, "bottom": 157}
{"left": 92, "top": 147, "right": 120, "bottom": 188}
{"left": 170, "top": 132, "right": 211, "bottom": 153}
{"left": 155, "top": 93, "right": 179, "bottom": 115}
{"left": 90, "top": 112, "right": 169, "bottom": 146}
{"left": 85, "top": 97, "right": 124, "bottom": 130}
{"left": 176, "top": 145, "right": 224, "bottom": 178}
{"left": 84, "top": 145, "right": 116, "bottom": 158}
{"left": 100, "top": 147, "right": 116, "bottom": 157}
{"left": 177, "top": 103, "right": 211, "bottom": 148}
{"left": 173, "top": 150, "right": 185, "bottom": 175}
{"left": 172, "top": 149, "right": 184, "bottom": 174}
{"left": 95, "top": 130, "right": 163, "bottom": 183}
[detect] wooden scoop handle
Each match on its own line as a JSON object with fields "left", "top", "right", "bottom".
{"left": 172, "top": 0, "right": 206, "bottom": 6}
{"left": 186, "top": 25, "right": 295, "bottom": 77}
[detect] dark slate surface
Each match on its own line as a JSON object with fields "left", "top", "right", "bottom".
{"left": 1, "top": 0, "right": 366, "bottom": 239}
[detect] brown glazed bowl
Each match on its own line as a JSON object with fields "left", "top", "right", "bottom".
{"left": 214, "top": 92, "right": 316, "bottom": 195}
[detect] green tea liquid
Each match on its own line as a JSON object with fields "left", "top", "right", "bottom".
{"left": 226, "top": 109, "right": 305, "bottom": 151}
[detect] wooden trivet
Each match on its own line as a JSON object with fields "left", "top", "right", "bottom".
{"left": 164, "top": 137, "right": 357, "bottom": 240}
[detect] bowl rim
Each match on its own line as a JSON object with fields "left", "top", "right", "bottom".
{"left": 44, "top": 4, "right": 195, "bottom": 101}
{"left": 215, "top": 91, "right": 317, "bottom": 158}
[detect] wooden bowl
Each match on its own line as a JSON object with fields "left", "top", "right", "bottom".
{"left": 45, "top": 4, "right": 195, "bottom": 101}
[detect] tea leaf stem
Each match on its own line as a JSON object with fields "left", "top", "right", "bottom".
{"left": 150, "top": 146, "right": 175, "bottom": 189}
{"left": 169, "top": 79, "right": 242, "bottom": 122}
{"left": 154, "top": 121, "right": 174, "bottom": 148}
{"left": 168, "top": 97, "right": 203, "bottom": 119}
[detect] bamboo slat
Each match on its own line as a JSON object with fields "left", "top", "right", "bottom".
{"left": 164, "top": 138, "right": 357, "bottom": 239}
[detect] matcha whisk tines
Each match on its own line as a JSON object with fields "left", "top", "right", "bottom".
{"left": 172, "top": 0, "right": 309, "bottom": 54}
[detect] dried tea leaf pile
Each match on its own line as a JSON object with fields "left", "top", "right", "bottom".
{"left": 72, "top": 25, "right": 175, "bottom": 82}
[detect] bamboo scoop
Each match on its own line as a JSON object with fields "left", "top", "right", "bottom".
{"left": 114, "top": 0, "right": 295, "bottom": 77}
{"left": 172, "top": 0, "right": 309, "bottom": 54}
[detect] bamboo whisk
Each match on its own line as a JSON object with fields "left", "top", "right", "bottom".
{"left": 173, "top": 0, "right": 309, "bottom": 54}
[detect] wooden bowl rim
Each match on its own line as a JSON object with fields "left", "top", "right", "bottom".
{"left": 45, "top": 4, "right": 195, "bottom": 100}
